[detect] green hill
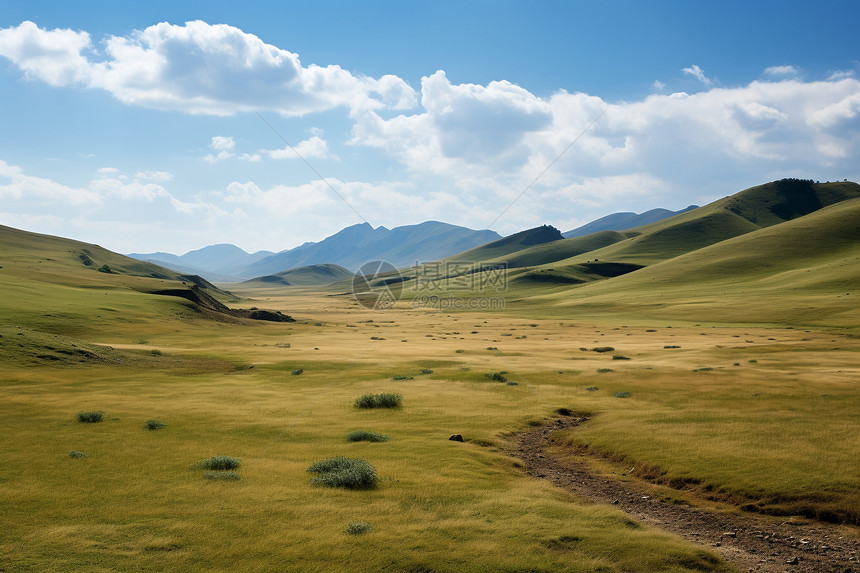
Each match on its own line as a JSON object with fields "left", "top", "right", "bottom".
{"left": 447, "top": 224, "right": 564, "bottom": 263}
{"left": 0, "top": 224, "right": 289, "bottom": 337}
{"left": 244, "top": 263, "right": 352, "bottom": 286}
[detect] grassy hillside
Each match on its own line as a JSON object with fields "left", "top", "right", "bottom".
{"left": 244, "top": 263, "right": 353, "bottom": 286}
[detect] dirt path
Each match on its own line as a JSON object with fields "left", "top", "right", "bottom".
{"left": 510, "top": 416, "right": 860, "bottom": 573}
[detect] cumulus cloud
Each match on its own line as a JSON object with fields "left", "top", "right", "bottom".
{"left": 682, "top": 64, "right": 713, "bottom": 86}
{"left": 0, "top": 20, "right": 417, "bottom": 116}
{"left": 203, "top": 135, "right": 236, "bottom": 163}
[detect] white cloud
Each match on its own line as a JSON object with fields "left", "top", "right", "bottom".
{"left": 828, "top": 70, "right": 855, "bottom": 81}
{"left": 764, "top": 65, "right": 800, "bottom": 78}
{"left": 0, "top": 20, "right": 417, "bottom": 117}
{"left": 682, "top": 64, "right": 713, "bottom": 86}
{"left": 265, "top": 136, "right": 334, "bottom": 160}
{"left": 210, "top": 136, "right": 235, "bottom": 151}
{"left": 652, "top": 80, "right": 665, "bottom": 92}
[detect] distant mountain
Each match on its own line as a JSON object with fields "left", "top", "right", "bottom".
{"left": 129, "top": 221, "right": 500, "bottom": 281}
{"left": 129, "top": 244, "right": 275, "bottom": 282}
{"left": 563, "top": 206, "right": 698, "bottom": 238}
{"left": 240, "top": 221, "right": 501, "bottom": 278}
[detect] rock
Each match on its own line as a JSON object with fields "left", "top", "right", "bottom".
{"left": 785, "top": 556, "right": 799, "bottom": 565}
{"left": 448, "top": 434, "right": 464, "bottom": 442}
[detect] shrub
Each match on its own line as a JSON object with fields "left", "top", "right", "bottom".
{"left": 597, "top": 368, "right": 614, "bottom": 373}
{"left": 392, "top": 375, "right": 413, "bottom": 381}
{"left": 346, "top": 430, "right": 389, "bottom": 443}
{"left": 664, "top": 345, "right": 681, "bottom": 349}
{"left": 203, "top": 470, "right": 241, "bottom": 481}
{"left": 68, "top": 451, "right": 89, "bottom": 458}
{"left": 612, "top": 355, "right": 631, "bottom": 360}
{"left": 97, "top": 264, "right": 112, "bottom": 273}
{"left": 150, "top": 349, "right": 162, "bottom": 356}
{"left": 455, "top": 349, "right": 465, "bottom": 353}
{"left": 591, "top": 347, "right": 615, "bottom": 353}
{"left": 586, "top": 386, "right": 599, "bottom": 392}
{"left": 77, "top": 411, "right": 103, "bottom": 423}
{"left": 292, "top": 368, "right": 304, "bottom": 375}
{"left": 197, "top": 456, "right": 241, "bottom": 470}
{"left": 614, "top": 391, "right": 632, "bottom": 398}
{"left": 420, "top": 369, "right": 433, "bottom": 374}
{"left": 345, "top": 522, "right": 372, "bottom": 535}
{"left": 308, "top": 457, "right": 378, "bottom": 490}
{"left": 145, "top": 419, "right": 166, "bottom": 430}
{"left": 354, "top": 393, "right": 402, "bottom": 409}
{"left": 486, "top": 346, "right": 498, "bottom": 350}
{"left": 483, "top": 372, "right": 508, "bottom": 383}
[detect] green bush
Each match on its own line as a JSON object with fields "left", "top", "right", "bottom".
{"left": 612, "top": 355, "right": 631, "bottom": 360}
{"left": 483, "top": 372, "right": 508, "bottom": 383}
{"left": 77, "top": 411, "right": 103, "bottom": 423}
{"left": 346, "top": 430, "right": 389, "bottom": 442}
{"left": 292, "top": 368, "right": 304, "bottom": 375}
{"left": 203, "top": 470, "right": 241, "bottom": 481}
{"left": 392, "top": 375, "right": 413, "bottom": 381}
{"left": 97, "top": 264, "right": 111, "bottom": 273}
{"left": 614, "top": 391, "right": 632, "bottom": 398}
{"left": 420, "top": 369, "right": 433, "bottom": 374}
{"left": 308, "top": 457, "right": 378, "bottom": 490}
{"left": 591, "top": 346, "right": 615, "bottom": 353}
{"left": 197, "top": 455, "right": 241, "bottom": 470}
{"left": 145, "top": 419, "right": 166, "bottom": 430}
{"left": 354, "top": 393, "right": 402, "bottom": 409}
{"left": 68, "top": 451, "right": 89, "bottom": 458}
{"left": 345, "top": 522, "right": 372, "bottom": 535}
{"left": 597, "top": 368, "right": 614, "bottom": 373}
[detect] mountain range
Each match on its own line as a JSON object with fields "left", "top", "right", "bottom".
{"left": 130, "top": 207, "right": 693, "bottom": 282}
{"left": 130, "top": 220, "right": 500, "bottom": 281}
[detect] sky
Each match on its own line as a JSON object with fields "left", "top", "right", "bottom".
{"left": 1, "top": 0, "right": 859, "bottom": 255}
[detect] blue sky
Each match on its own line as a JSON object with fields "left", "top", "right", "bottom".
{"left": 1, "top": 1, "right": 858, "bottom": 254}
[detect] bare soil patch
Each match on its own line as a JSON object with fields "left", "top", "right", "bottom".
{"left": 511, "top": 416, "right": 860, "bottom": 573}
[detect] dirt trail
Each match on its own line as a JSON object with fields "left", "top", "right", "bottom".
{"left": 510, "top": 416, "right": 860, "bottom": 573}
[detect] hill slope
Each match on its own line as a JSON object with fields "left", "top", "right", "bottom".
{"left": 244, "top": 263, "right": 353, "bottom": 286}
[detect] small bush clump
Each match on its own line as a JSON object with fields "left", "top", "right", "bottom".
{"left": 346, "top": 430, "right": 389, "bottom": 443}
{"left": 77, "top": 411, "right": 103, "bottom": 423}
{"left": 597, "top": 368, "right": 614, "bottom": 373}
{"left": 591, "top": 346, "right": 615, "bottom": 353}
{"left": 68, "top": 451, "right": 89, "bottom": 458}
{"left": 145, "top": 419, "right": 166, "bottom": 430}
{"left": 197, "top": 455, "right": 241, "bottom": 471}
{"left": 292, "top": 368, "right": 304, "bottom": 375}
{"left": 614, "top": 391, "right": 632, "bottom": 398}
{"left": 664, "top": 345, "right": 681, "bottom": 349}
{"left": 354, "top": 393, "right": 402, "bottom": 409}
{"left": 612, "top": 355, "right": 631, "bottom": 360}
{"left": 484, "top": 372, "right": 508, "bottom": 383}
{"left": 420, "top": 369, "right": 433, "bottom": 374}
{"left": 392, "top": 375, "right": 413, "bottom": 381}
{"left": 308, "top": 457, "right": 378, "bottom": 490}
{"left": 586, "top": 386, "right": 599, "bottom": 391}
{"left": 345, "top": 522, "right": 372, "bottom": 535}
{"left": 203, "top": 470, "right": 241, "bottom": 481}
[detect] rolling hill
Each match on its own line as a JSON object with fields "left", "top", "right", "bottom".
{"left": 394, "top": 179, "right": 860, "bottom": 328}
{"left": 0, "top": 224, "right": 290, "bottom": 331}
{"left": 243, "top": 263, "right": 353, "bottom": 286}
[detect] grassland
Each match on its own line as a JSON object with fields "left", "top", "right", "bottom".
{"left": 2, "top": 178, "right": 859, "bottom": 571}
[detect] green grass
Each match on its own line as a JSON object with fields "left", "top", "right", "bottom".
{"left": 346, "top": 430, "right": 390, "bottom": 443}
{"left": 354, "top": 393, "right": 402, "bottom": 409}
{"left": 307, "top": 456, "right": 378, "bottom": 490}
